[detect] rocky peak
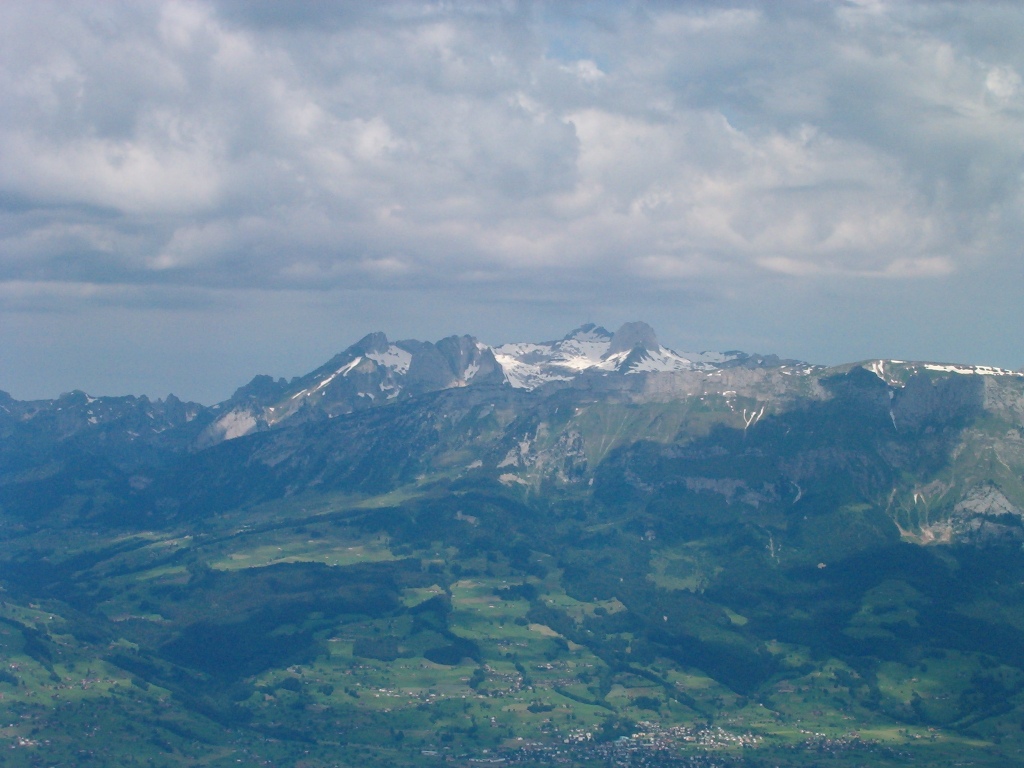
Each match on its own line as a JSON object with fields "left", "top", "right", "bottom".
{"left": 562, "top": 323, "right": 612, "bottom": 342}
{"left": 606, "top": 321, "right": 660, "bottom": 357}
{"left": 349, "top": 331, "right": 390, "bottom": 355}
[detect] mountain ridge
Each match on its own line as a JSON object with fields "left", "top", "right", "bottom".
{"left": 2, "top": 321, "right": 1022, "bottom": 459}
{"left": 4, "top": 322, "right": 1024, "bottom": 549}
{"left": 5, "top": 323, "right": 1024, "bottom": 765}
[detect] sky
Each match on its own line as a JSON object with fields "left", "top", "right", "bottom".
{"left": 2, "top": 0, "right": 1023, "bottom": 404}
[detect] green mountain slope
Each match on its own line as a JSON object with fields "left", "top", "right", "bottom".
{"left": 3, "top": 336, "right": 1024, "bottom": 766}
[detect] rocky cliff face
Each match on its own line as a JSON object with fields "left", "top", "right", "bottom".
{"left": 4, "top": 325, "right": 1024, "bottom": 548}
{"left": 195, "top": 332, "right": 505, "bottom": 446}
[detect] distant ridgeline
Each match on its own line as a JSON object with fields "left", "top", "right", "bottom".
{"left": 2, "top": 323, "right": 1024, "bottom": 766}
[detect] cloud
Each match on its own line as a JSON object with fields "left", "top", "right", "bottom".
{"left": 0, "top": 1, "right": 1022, "bottom": 308}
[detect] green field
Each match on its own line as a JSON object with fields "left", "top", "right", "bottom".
{"left": 2, "top": 478, "right": 1024, "bottom": 768}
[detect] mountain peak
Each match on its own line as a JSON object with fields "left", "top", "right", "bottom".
{"left": 350, "top": 331, "right": 390, "bottom": 355}
{"left": 606, "top": 321, "right": 659, "bottom": 357}
{"left": 562, "top": 323, "right": 612, "bottom": 342}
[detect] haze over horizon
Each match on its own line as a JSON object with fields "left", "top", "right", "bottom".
{"left": 2, "top": 1, "right": 1023, "bottom": 403}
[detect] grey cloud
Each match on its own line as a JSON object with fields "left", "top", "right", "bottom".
{"left": 3, "top": 1, "right": 1020, "bottom": 294}
{"left": 1, "top": 1, "right": 1024, "bottom": 401}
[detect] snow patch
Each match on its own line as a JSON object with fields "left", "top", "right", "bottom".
{"left": 493, "top": 330, "right": 721, "bottom": 389}
{"left": 924, "top": 363, "right": 1024, "bottom": 377}
{"left": 742, "top": 406, "right": 765, "bottom": 429}
{"left": 292, "top": 356, "right": 368, "bottom": 400}
{"left": 494, "top": 352, "right": 573, "bottom": 390}
{"left": 367, "top": 345, "right": 412, "bottom": 374}
{"left": 619, "top": 348, "right": 698, "bottom": 373}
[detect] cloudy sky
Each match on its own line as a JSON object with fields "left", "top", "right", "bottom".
{"left": 2, "top": 0, "right": 1023, "bottom": 403}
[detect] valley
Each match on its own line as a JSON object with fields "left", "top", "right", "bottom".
{"left": 2, "top": 324, "right": 1024, "bottom": 766}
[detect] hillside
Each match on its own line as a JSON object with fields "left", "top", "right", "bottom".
{"left": 2, "top": 324, "right": 1024, "bottom": 766}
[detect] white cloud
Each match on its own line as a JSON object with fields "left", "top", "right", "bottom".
{"left": 0, "top": 130, "right": 224, "bottom": 215}
{"left": 2, "top": 1, "right": 1024, "bottom": 398}
{"left": 3, "top": 1, "right": 1020, "bottom": 295}
{"left": 986, "top": 65, "right": 1021, "bottom": 103}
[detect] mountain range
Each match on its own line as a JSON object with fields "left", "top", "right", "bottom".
{"left": 199, "top": 320, "right": 783, "bottom": 445}
{"left": 3, "top": 322, "right": 1024, "bottom": 766}
{"left": 4, "top": 320, "right": 1023, "bottom": 545}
